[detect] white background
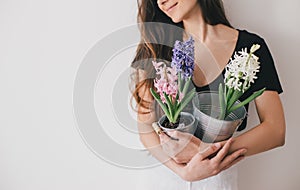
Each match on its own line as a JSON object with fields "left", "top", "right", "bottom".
{"left": 0, "top": 0, "right": 299, "bottom": 189}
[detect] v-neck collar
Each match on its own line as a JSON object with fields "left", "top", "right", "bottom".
{"left": 192, "top": 29, "right": 242, "bottom": 90}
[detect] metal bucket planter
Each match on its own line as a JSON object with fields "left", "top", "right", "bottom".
{"left": 157, "top": 112, "right": 196, "bottom": 135}
{"left": 192, "top": 91, "right": 247, "bottom": 143}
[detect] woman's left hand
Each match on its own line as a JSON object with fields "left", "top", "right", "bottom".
{"left": 159, "top": 131, "right": 205, "bottom": 164}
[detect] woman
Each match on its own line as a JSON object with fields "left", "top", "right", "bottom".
{"left": 131, "top": 0, "right": 285, "bottom": 189}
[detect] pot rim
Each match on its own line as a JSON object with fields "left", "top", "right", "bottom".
{"left": 158, "top": 112, "right": 195, "bottom": 131}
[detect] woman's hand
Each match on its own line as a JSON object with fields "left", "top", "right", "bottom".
{"left": 177, "top": 138, "right": 247, "bottom": 182}
{"left": 159, "top": 130, "right": 204, "bottom": 164}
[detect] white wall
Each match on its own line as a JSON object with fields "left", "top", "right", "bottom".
{"left": 225, "top": 1, "right": 300, "bottom": 189}
{"left": 0, "top": 0, "right": 299, "bottom": 190}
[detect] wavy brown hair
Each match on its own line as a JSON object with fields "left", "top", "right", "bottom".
{"left": 131, "top": 0, "right": 232, "bottom": 114}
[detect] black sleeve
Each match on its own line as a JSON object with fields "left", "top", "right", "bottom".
{"left": 237, "top": 36, "right": 283, "bottom": 131}
{"left": 241, "top": 38, "right": 283, "bottom": 101}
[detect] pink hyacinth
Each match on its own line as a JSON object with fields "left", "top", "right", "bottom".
{"left": 152, "top": 61, "right": 179, "bottom": 103}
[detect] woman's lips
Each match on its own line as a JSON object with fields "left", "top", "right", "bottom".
{"left": 166, "top": 2, "right": 178, "bottom": 13}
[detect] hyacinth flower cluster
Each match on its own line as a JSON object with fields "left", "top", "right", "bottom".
{"left": 150, "top": 37, "right": 196, "bottom": 125}
{"left": 171, "top": 37, "right": 195, "bottom": 79}
{"left": 218, "top": 44, "right": 266, "bottom": 120}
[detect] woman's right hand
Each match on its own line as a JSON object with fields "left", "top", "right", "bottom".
{"left": 177, "top": 138, "right": 247, "bottom": 182}
{"left": 159, "top": 130, "right": 202, "bottom": 164}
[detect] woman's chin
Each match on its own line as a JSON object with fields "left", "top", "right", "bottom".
{"left": 171, "top": 17, "right": 183, "bottom": 23}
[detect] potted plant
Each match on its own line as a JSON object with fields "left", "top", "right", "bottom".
{"left": 151, "top": 37, "right": 196, "bottom": 135}
{"left": 193, "top": 44, "right": 265, "bottom": 142}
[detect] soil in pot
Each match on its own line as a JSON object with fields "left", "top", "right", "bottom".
{"left": 161, "top": 114, "right": 193, "bottom": 129}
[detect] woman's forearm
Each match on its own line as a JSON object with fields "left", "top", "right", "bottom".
{"left": 230, "top": 92, "right": 286, "bottom": 156}
{"left": 139, "top": 130, "right": 184, "bottom": 175}
{"left": 230, "top": 121, "right": 285, "bottom": 156}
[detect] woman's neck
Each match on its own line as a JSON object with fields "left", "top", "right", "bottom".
{"left": 182, "top": 5, "right": 213, "bottom": 43}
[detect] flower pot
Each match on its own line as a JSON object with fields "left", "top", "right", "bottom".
{"left": 192, "top": 91, "right": 247, "bottom": 143}
{"left": 157, "top": 112, "right": 196, "bottom": 135}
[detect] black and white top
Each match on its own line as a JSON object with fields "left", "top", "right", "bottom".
{"left": 193, "top": 29, "right": 283, "bottom": 131}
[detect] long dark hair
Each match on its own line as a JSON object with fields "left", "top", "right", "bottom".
{"left": 131, "top": 0, "right": 232, "bottom": 114}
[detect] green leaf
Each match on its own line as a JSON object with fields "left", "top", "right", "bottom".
{"left": 150, "top": 88, "right": 172, "bottom": 121}
{"left": 227, "top": 90, "right": 243, "bottom": 112}
{"left": 173, "top": 88, "right": 196, "bottom": 121}
{"left": 163, "top": 92, "right": 174, "bottom": 121}
{"left": 178, "top": 72, "right": 183, "bottom": 92}
{"left": 175, "top": 90, "right": 179, "bottom": 101}
{"left": 224, "top": 84, "right": 227, "bottom": 102}
{"left": 182, "top": 77, "right": 192, "bottom": 96}
{"left": 228, "top": 88, "right": 266, "bottom": 113}
{"left": 218, "top": 83, "right": 226, "bottom": 120}
{"left": 226, "top": 87, "right": 234, "bottom": 103}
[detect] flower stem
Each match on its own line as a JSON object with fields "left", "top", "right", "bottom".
{"left": 218, "top": 83, "right": 226, "bottom": 120}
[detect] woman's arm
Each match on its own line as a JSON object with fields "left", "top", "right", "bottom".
{"left": 138, "top": 110, "right": 246, "bottom": 182}
{"left": 136, "top": 83, "right": 188, "bottom": 175}
{"left": 136, "top": 83, "right": 247, "bottom": 181}
{"left": 230, "top": 91, "right": 286, "bottom": 156}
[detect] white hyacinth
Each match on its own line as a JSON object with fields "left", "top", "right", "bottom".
{"left": 218, "top": 44, "right": 265, "bottom": 120}
{"left": 224, "top": 44, "right": 261, "bottom": 92}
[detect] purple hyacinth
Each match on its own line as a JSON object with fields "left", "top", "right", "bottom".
{"left": 171, "top": 36, "right": 195, "bottom": 80}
